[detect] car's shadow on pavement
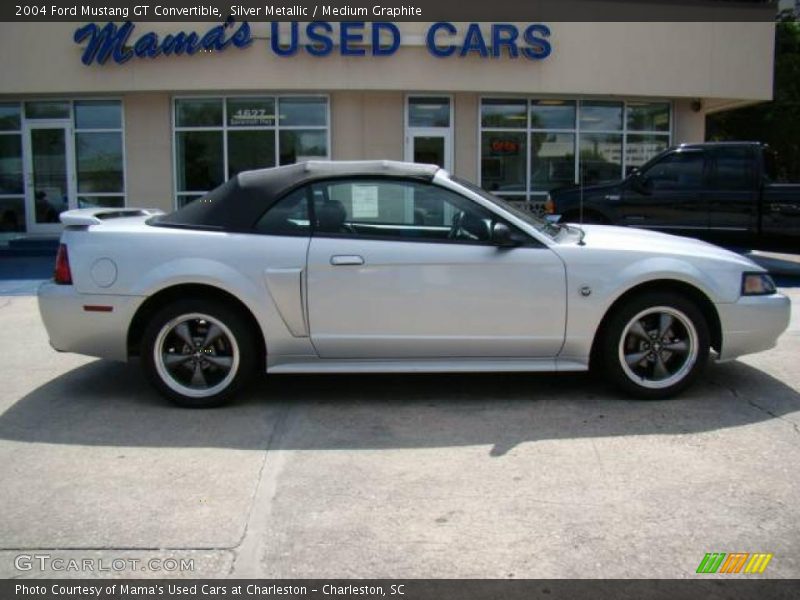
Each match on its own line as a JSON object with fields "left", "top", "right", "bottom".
{"left": 0, "top": 359, "right": 797, "bottom": 456}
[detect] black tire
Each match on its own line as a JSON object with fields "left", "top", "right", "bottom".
{"left": 600, "top": 292, "right": 710, "bottom": 400}
{"left": 141, "top": 298, "right": 258, "bottom": 408}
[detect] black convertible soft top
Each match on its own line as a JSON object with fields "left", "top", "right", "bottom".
{"left": 153, "top": 160, "right": 441, "bottom": 232}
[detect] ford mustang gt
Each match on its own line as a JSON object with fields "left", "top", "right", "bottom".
{"left": 38, "top": 161, "right": 790, "bottom": 407}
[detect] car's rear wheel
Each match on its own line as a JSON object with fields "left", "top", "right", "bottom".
{"left": 601, "top": 292, "right": 709, "bottom": 399}
{"left": 141, "top": 299, "right": 257, "bottom": 408}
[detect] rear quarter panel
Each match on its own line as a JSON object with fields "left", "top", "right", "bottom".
{"left": 63, "top": 221, "right": 315, "bottom": 361}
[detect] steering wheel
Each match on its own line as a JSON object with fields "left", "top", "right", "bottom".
{"left": 448, "top": 211, "right": 465, "bottom": 240}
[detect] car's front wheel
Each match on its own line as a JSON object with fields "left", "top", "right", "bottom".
{"left": 141, "top": 299, "right": 258, "bottom": 408}
{"left": 601, "top": 292, "right": 710, "bottom": 399}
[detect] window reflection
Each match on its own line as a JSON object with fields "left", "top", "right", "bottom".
{"left": 580, "top": 133, "right": 623, "bottom": 184}
{"left": 481, "top": 132, "right": 526, "bottom": 194}
{"left": 76, "top": 132, "right": 124, "bottom": 193}
{"left": 176, "top": 131, "right": 224, "bottom": 192}
{"left": 481, "top": 99, "right": 526, "bottom": 129}
{"left": 531, "top": 133, "right": 575, "bottom": 191}
{"left": 580, "top": 101, "right": 623, "bottom": 132}
{"left": 531, "top": 100, "right": 575, "bottom": 130}
{"left": 408, "top": 97, "right": 450, "bottom": 128}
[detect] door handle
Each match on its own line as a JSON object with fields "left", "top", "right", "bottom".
{"left": 330, "top": 255, "right": 365, "bottom": 266}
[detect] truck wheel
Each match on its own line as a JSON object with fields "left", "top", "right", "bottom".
{"left": 141, "top": 299, "right": 257, "bottom": 408}
{"left": 601, "top": 292, "right": 709, "bottom": 399}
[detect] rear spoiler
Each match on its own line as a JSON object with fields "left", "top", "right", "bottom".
{"left": 60, "top": 208, "right": 164, "bottom": 227}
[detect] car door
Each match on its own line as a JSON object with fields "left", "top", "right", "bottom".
{"left": 305, "top": 178, "right": 566, "bottom": 359}
{"left": 620, "top": 149, "right": 709, "bottom": 232}
{"left": 706, "top": 145, "right": 759, "bottom": 234}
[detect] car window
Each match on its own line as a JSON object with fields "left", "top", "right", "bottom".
{"left": 641, "top": 151, "right": 705, "bottom": 191}
{"left": 254, "top": 187, "right": 310, "bottom": 235}
{"left": 310, "top": 179, "right": 504, "bottom": 244}
{"left": 711, "top": 146, "right": 756, "bottom": 190}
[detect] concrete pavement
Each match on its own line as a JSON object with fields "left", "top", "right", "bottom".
{"left": 0, "top": 291, "right": 797, "bottom": 579}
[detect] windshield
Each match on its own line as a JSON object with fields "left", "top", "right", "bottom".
{"left": 451, "top": 176, "right": 561, "bottom": 237}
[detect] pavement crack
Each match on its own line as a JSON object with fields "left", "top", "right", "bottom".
{"left": 746, "top": 397, "right": 800, "bottom": 437}
{"left": 228, "top": 400, "right": 293, "bottom": 576}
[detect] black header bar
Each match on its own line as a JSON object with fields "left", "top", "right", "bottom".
{"left": 1, "top": 0, "right": 779, "bottom": 22}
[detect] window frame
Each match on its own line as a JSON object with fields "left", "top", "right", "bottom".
{"left": 172, "top": 94, "right": 331, "bottom": 209}
{"left": 477, "top": 96, "right": 672, "bottom": 212}
{"left": 0, "top": 98, "right": 127, "bottom": 232}
{"left": 73, "top": 98, "right": 127, "bottom": 210}
{"left": 258, "top": 176, "right": 540, "bottom": 247}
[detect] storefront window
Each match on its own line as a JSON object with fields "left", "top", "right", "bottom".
{"left": 25, "top": 101, "right": 70, "bottom": 120}
{"left": 580, "top": 133, "right": 623, "bottom": 185}
{"left": 0, "top": 103, "right": 24, "bottom": 232}
{"left": 531, "top": 100, "right": 575, "bottom": 130}
{"left": 625, "top": 134, "right": 670, "bottom": 174}
{"left": 408, "top": 97, "right": 450, "bottom": 128}
{"left": 227, "top": 98, "right": 275, "bottom": 127}
{"left": 75, "top": 100, "right": 123, "bottom": 129}
{"left": 624, "top": 103, "right": 671, "bottom": 175}
{"left": 480, "top": 131, "right": 526, "bottom": 195}
{"left": 627, "top": 102, "right": 670, "bottom": 132}
{"left": 279, "top": 130, "right": 327, "bottom": 164}
{"left": 229, "top": 130, "right": 276, "bottom": 177}
{"left": 480, "top": 98, "right": 671, "bottom": 211}
{"left": 74, "top": 100, "right": 125, "bottom": 209}
{"left": 76, "top": 133, "right": 124, "bottom": 194}
{"left": 174, "top": 96, "right": 329, "bottom": 208}
{"left": 481, "top": 99, "right": 526, "bottom": 129}
{"left": 0, "top": 100, "right": 126, "bottom": 232}
{"left": 176, "top": 98, "right": 223, "bottom": 128}
{"left": 580, "top": 101, "right": 623, "bottom": 132}
{"left": 531, "top": 132, "right": 575, "bottom": 192}
{"left": 0, "top": 104, "right": 21, "bottom": 131}
{"left": 176, "top": 131, "right": 224, "bottom": 193}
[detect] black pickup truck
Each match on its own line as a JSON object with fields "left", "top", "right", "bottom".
{"left": 547, "top": 142, "right": 800, "bottom": 242}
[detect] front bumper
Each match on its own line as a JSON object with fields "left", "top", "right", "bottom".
{"left": 37, "top": 282, "right": 144, "bottom": 362}
{"left": 716, "top": 293, "right": 791, "bottom": 362}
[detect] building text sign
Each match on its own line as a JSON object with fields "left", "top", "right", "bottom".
{"left": 73, "top": 20, "right": 552, "bottom": 65}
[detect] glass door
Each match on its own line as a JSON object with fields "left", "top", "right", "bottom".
{"left": 407, "top": 133, "right": 451, "bottom": 170}
{"left": 23, "top": 120, "right": 74, "bottom": 234}
{"left": 404, "top": 96, "right": 453, "bottom": 172}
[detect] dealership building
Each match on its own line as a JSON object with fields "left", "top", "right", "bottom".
{"left": 0, "top": 15, "right": 776, "bottom": 237}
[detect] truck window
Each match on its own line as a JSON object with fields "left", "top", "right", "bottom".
{"left": 640, "top": 151, "right": 705, "bottom": 191}
{"left": 711, "top": 146, "right": 756, "bottom": 190}
{"left": 763, "top": 148, "right": 783, "bottom": 183}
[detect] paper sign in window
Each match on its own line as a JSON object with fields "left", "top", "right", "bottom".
{"left": 351, "top": 184, "right": 379, "bottom": 218}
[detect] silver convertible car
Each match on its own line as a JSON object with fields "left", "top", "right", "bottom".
{"left": 38, "top": 161, "right": 790, "bottom": 407}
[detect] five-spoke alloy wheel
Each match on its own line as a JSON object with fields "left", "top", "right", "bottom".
{"left": 142, "top": 299, "right": 257, "bottom": 407}
{"left": 601, "top": 292, "right": 709, "bottom": 399}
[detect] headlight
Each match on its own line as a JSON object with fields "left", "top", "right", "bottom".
{"left": 741, "top": 272, "right": 777, "bottom": 296}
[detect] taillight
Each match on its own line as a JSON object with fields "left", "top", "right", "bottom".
{"left": 54, "top": 244, "right": 72, "bottom": 285}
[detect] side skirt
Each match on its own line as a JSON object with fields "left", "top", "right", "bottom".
{"left": 267, "top": 358, "right": 587, "bottom": 374}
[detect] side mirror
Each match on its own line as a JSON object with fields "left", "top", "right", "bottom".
{"left": 491, "top": 222, "right": 519, "bottom": 247}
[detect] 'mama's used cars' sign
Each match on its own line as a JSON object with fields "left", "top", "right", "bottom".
{"left": 73, "top": 20, "right": 552, "bottom": 65}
